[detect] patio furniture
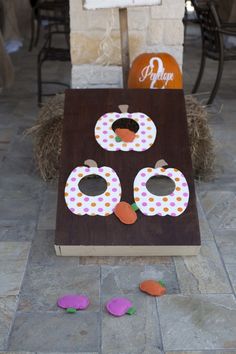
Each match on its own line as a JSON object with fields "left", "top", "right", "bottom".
{"left": 183, "top": 0, "right": 199, "bottom": 38}
{"left": 37, "top": 23, "right": 70, "bottom": 105}
{"left": 0, "top": 0, "right": 20, "bottom": 88}
{"left": 36, "top": 0, "right": 70, "bottom": 105}
{"left": 191, "top": 0, "right": 236, "bottom": 104}
{"left": 29, "top": 0, "right": 69, "bottom": 51}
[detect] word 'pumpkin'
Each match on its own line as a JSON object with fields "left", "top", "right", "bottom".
{"left": 128, "top": 53, "right": 183, "bottom": 90}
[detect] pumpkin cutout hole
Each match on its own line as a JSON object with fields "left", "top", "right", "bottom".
{"left": 112, "top": 118, "right": 139, "bottom": 143}
{"left": 146, "top": 175, "right": 175, "bottom": 197}
{"left": 79, "top": 174, "right": 107, "bottom": 197}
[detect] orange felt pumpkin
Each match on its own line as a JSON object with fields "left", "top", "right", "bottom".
{"left": 140, "top": 280, "right": 166, "bottom": 297}
{"left": 114, "top": 202, "right": 137, "bottom": 225}
{"left": 128, "top": 53, "right": 183, "bottom": 90}
{"left": 115, "top": 128, "right": 136, "bottom": 143}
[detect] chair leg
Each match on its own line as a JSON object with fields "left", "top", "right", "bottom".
{"left": 207, "top": 56, "right": 224, "bottom": 105}
{"left": 29, "top": 11, "right": 35, "bottom": 51}
{"left": 34, "top": 18, "right": 41, "bottom": 47}
{"left": 192, "top": 51, "right": 206, "bottom": 94}
{"left": 37, "top": 57, "right": 43, "bottom": 106}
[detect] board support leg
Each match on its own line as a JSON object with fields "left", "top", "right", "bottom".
{"left": 119, "top": 8, "right": 130, "bottom": 88}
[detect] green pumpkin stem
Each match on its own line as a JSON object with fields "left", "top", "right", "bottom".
{"left": 115, "top": 136, "right": 122, "bottom": 142}
{"left": 131, "top": 203, "right": 139, "bottom": 212}
{"left": 126, "top": 307, "right": 136, "bottom": 315}
{"left": 158, "top": 280, "right": 165, "bottom": 287}
{"left": 66, "top": 307, "right": 77, "bottom": 313}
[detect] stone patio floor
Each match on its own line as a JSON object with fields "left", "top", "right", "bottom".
{"left": 0, "top": 26, "right": 236, "bottom": 353}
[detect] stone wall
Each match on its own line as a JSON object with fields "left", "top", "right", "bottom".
{"left": 70, "top": 0, "right": 185, "bottom": 88}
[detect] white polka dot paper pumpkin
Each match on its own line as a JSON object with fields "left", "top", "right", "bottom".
{"left": 65, "top": 160, "right": 121, "bottom": 216}
{"left": 133, "top": 160, "right": 189, "bottom": 217}
{"left": 94, "top": 104, "right": 157, "bottom": 152}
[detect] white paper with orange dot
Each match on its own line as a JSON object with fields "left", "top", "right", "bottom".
{"left": 133, "top": 167, "right": 189, "bottom": 216}
{"left": 94, "top": 112, "right": 157, "bottom": 152}
{"left": 65, "top": 166, "right": 121, "bottom": 216}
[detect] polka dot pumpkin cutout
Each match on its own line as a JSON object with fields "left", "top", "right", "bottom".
{"left": 133, "top": 160, "right": 189, "bottom": 217}
{"left": 94, "top": 104, "right": 157, "bottom": 152}
{"left": 65, "top": 160, "right": 121, "bottom": 216}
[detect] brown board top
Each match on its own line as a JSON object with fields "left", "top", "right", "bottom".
{"left": 55, "top": 89, "right": 201, "bottom": 247}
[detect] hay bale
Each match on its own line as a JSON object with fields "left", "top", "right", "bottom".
{"left": 185, "top": 95, "right": 215, "bottom": 180}
{"left": 27, "top": 94, "right": 64, "bottom": 181}
{"left": 28, "top": 93, "right": 214, "bottom": 181}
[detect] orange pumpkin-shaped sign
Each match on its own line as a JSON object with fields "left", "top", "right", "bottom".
{"left": 128, "top": 53, "right": 183, "bottom": 90}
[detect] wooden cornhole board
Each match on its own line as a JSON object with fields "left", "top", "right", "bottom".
{"left": 55, "top": 89, "right": 201, "bottom": 256}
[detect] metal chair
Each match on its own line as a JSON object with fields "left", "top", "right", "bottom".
{"left": 183, "top": 0, "right": 199, "bottom": 39}
{"left": 191, "top": 0, "right": 236, "bottom": 104}
{"left": 29, "top": 0, "right": 69, "bottom": 51}
{"left": 37, "top": 3, "right": 70, "bottom": 106}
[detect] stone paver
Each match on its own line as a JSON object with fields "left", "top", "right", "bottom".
{"left": 0, "top": 352, "right": 33, "bottom": 354}
{"left": 158, "top": 294, "right": 236, "bottom": 351}
{"left": 0, "top": 223, "right": 36, "bottom": 242}
{"left": 196, "top": 198, "right": 214, "bottom": 241}
{"left": 101, "top": 265, "right": 179, "bottom": 296}
{"left": 80, "top": 255, "right": 173, "bottom": 265}
{"left": 199, "top": 191, "right": 236, "bottom": 231}
{"left": 0, "top": 242, "right": 31, "bottom": 296}
{"left": 0, "top": 197, "right": 40, "bottom": 227}
{"left": 0, "top": 352, "right": 98, "bottom": 354}
{"left": 37, "top": 186, "right": 58, "bottom": 231}
{"left": 166, "top": 352, "right": 236, "bottom": 354}
{"left": 0, "top": 173, "right": 44, "bottom": 200}
{"left": 28, "top": 230, "right": 78, "bottom": 266}
{"left": 215, "top": 230, "right": 236, "bottom": 265}
{"left": 101, "top": 265, "right": 177, "bottom": 353}
{"left": 8, "top": 313, "right": 99, "bottom": 352}
{"left": 225, "top": 264, "right": 236, "bottom": 293}
{"left": 102, "top": 295, "right": 162, "bottom": 354}
{"left": 174, "top": 241, "right": 232, "bottom": 294}
{"left": 18, "top": 264, "right": 100, "bottom": 312}
{"left": 0, "top": 296, "right": 18, "bottom": 350}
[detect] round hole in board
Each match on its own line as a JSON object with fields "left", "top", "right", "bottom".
{"left": 79, "top": 175, "right": 108, "bottom": 196}
{"left": 146, "top": 175, "right": 175, "bottom": 196}
{"left": 112, "top": 118, "right": 139, "bottom": 134}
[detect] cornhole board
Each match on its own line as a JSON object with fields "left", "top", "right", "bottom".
{"left": 55, "top": 89, "right": 201, "bottom": 256}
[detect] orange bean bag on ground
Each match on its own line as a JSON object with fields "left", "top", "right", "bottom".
{"left": 140, "top": 279, "right": 167, "bottom": 296}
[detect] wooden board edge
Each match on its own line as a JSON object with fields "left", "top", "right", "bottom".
{"left": 54, "top": 245, "right": 201, "bottom": 257}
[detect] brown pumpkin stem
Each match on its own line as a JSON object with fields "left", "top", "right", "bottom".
{"left": 155, "top": 159, "right": 168, "bottom": 168}
{"left": 84, "top": 159, "right": 98, "bottom": 168}
{"left": 118, "top": 104, "right": 129, "bottom": 113}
